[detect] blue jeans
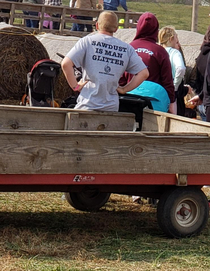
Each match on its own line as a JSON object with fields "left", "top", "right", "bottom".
{"left": 77, "top": 16, "right": 93, "bottom": 32}
{"left": 198, "top": 104, "right": 206, "bottom": 121}
{"left": 24, "top": 11, "right": 39, "bottom": 28}
{"left": 71, "top": 22, "right": 78, "bottom": 31}
{"left": 103, "top": 4, "right": 117, "bottom": 10}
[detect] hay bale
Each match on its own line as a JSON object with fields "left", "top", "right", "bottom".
{"left": 37, "top": 33, "right": 80, "bottom": 63}
{"left": 0, "top": 25, "right": 49, "bottom": 101}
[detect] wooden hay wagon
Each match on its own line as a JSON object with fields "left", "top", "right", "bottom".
{"left": 1, "top": 104, "right": 210, "bottom": 238}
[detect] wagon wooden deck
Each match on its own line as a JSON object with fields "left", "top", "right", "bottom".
{"left": 0, "top": 104, "right": 210, "bottom": 238}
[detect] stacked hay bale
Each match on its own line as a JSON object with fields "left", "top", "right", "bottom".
{"left": 0, "top": 24, "right": 49, "bottom": 104}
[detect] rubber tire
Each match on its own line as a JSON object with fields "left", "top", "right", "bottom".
{"left": 65, "top": 188, "right": 110, "bottom": 211}
{"left": 157, "top": 186, "right": 209, "bottom": 238}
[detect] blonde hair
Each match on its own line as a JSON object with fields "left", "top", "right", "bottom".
{"left": 96, "top": 3, "right": 103, "bottom": 10}
{"left": 97, "top": 11, "right": 118, "bottom": 33}
{"left": 158, "top": 26, "right": 177, "bottom": 46}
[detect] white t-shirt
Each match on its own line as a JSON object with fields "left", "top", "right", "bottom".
{"left": 166, "top": 47, "right": 186, "bottom": 92}
{"left": 66, "top": 33, "right": 146, "bottom": 111}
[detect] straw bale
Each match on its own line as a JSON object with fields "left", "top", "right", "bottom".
{"left": 0, "top": 25, "right": 49, "bottom": 101}
{"left": 36, "top": 33, "right": 80, "bottom": 63}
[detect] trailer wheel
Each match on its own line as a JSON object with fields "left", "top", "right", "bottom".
{"left": 157, "top": 186, "right": 209, "bottom": 238}
{"left": 65, "top": 188, "right": 110, "bottom": 211}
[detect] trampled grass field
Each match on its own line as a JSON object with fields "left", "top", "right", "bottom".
{"left": 0, "top": 190, "right": 210, "bottom": 271}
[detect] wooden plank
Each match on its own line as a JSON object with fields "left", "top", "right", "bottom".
{"left": 0, "top": 105, "right": 76, "bottom": 130}
{"left": 9, "top": 3, "right": 15, "bottom": 24}
{"left": 65, "top": 111, "right": 136, "bottom": 131}
{"left": 60, "top": 6, "right": 66, "bottom": 35}
{"left": 0, "top": 105, "right": 135, "bottom": 131}
{"left": 0, "top": 130, "right": 209, "bottom": 174}
{"left": 0, "top": 107, "right": 66, "bottom": 130}
{"left": 142, "top": 108, "right": 210, "bottom": 133}
{"left": 38, "top": 5, "right": 45, "bottom": 32}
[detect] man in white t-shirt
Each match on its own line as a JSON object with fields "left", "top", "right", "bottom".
{"left": 61, "top": 11, "right": 149, "bottom": 111}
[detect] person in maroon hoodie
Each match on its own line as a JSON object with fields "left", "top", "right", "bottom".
{"left": 119, "top": 12, "right": 176, "bottom": 113}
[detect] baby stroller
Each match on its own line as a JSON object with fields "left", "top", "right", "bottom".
{"left": 23, "top": 59, "right": 61, "bottom": 107}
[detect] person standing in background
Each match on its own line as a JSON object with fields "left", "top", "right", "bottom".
{"left": 70, "top": 0, "right": 96, "bottom": 32}
{"left": 119, "top": 12, "right": 176, "bottom": 114}
{"left": 69, "top": 0, "right": 78, "bottom": 31}
{"left": 44, "top": 0, "right": 62, "bottom": 30}
{"left": 23, "top": 0, "right": 43, "bottom": 28}
{"left": 189, "top": 25, "right": 210, "bottom": 122}
{"left": 189, "top": 25, "right": 210, "bottom": 121}
{"left": 103, "top": 0, "right": 128, "bottom": 11}
{"left": 158, "top": 26, "right": 192, "bottom": 116}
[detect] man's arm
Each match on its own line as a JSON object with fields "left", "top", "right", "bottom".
{"left": 71, "top": 0, "right": 76, "bottom": 8}
{"left": 91, "top": 0, "right": 97, "bottom": 9}
{"left": 117, "top": 68, "right": 149, "bottom": 94}
{"left": 119, "top": 0, "right": 128, "bottom": 11}
{"left": 61, "top": 56, "right": 87, "bottom": 92}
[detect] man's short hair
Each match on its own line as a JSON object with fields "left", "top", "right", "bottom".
{"left": 97, "top": 11, "right": 118, "bottom": 33}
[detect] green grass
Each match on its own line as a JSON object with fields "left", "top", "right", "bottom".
{"left": 0, "top": 191, "right": 210, "bottom": 270}
{"left": 62, "top": 0, "right": 209, "bottom": 34}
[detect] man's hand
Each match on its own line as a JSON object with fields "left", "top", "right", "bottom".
{"left": 188, "top": 95, "right": 202, "bottom": 106}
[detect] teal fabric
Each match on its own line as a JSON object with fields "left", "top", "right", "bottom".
{"left": 128, "top": 81, "right": 170, "bottom": 112}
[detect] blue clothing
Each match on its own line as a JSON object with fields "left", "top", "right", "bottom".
{"left": 128, "top": 81, "right": 170, "bottom": 112}
{"left": 23, "top": 11, "right": 39, "bottom": 28}
{"left": 103, "top": 0, "right": 127, "bottom": 11}
{"left": 77, "top": 16, "right": 93, "bottom": 32}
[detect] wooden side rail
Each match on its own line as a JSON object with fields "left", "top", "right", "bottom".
{"left": 0, "top": 104, "right": 135, "bottom": 132}
{"left": 0, "top": 129, "right": 210, "bottom": 174}
{"left": 0, "top": 1, "right": 143, "bottom": 37}
{"left": 142, "top": 108, "right": 210, "bottom": 133}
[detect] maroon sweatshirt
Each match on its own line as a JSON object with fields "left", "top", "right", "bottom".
{"left": 119, "top": 12, "right": 175, "bottom": 103}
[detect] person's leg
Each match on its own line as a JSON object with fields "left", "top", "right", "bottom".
{"left": 52, "top": 14, "right": 61, "bottom": 30}
{"left": 23, "top": 11, "right": 31, "bottom": 27}
{"left": 205, "top": 106, "right": 210, "bottom": 122}
{"left": 198, "top": 104, "right": 206, "bottom": 121}
{"left": 76, "top": 16, "right": 85, "bottom": 31}
{"left": 84, "top": 16, "right": 93, "bottom": 32}
{"left": 29, "top": 11, "right": 39, "bottom": 28}
{"left": 71, "top": 22, "right": 78, "bottom": 31}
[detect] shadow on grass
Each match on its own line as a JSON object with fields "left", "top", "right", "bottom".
{"left": 0, "top": 208, "right": 159, "bottom": 235}
{"left": 0, "top": 208, "right": 210, "bottom": 263}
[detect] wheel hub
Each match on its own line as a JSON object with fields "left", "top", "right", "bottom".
{"left": 178, "top": 205, "right": 191, "bottom": 217}
{"left": 175, "top": 200, "right": 199, "bottom": 227}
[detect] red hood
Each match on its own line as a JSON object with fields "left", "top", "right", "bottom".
{"left": 133, "top": 12, "right": 159, "bottom": 43}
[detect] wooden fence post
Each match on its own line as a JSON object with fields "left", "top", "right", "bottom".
{"left": 191, "top": 0, "right": 198, "bottom": 32}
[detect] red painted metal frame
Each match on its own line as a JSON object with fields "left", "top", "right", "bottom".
{"left": 0, "top": 174, "right": 209, "bottom": 186}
